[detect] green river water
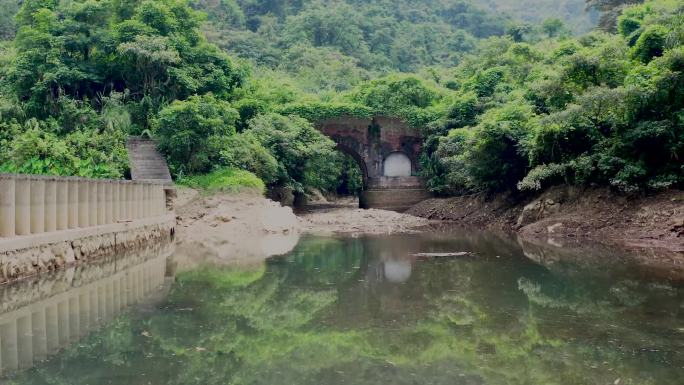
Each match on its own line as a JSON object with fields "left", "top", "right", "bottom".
{"left": 1, "top": 230, "right": 683, "bottom": 385}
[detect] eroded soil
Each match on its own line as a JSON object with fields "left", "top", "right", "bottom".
{"left": 407, "top": 187, "right": 684, "bottom": 262}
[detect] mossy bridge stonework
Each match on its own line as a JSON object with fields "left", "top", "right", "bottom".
{"left": 316, "top": 116, "right": 432, "bottom": 211}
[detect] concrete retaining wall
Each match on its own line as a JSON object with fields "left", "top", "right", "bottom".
{"left": 0, "top": 174, "right": 167, "bottom": 238}
{"left": 0, "top": 174, "right": 175, "bottom": 284}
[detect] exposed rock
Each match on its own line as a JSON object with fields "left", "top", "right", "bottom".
{"left": 410, "top": 186, "right": 684, "bottom": 259}
{"left": 517, "top": 199, "right": 561, "bottom": 227}
{"left": 547, "top": 223, "right": 564, "bottom": 234}
{"left": 671, "top": 217, "right": 684, "bottom": 237}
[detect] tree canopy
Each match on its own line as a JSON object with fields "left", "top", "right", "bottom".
{"left": 1, "top": 0, "right": 682, "bottom": 197}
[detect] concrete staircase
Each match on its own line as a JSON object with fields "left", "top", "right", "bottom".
{"left": 126, "top": 136, "right": 172, "bottom": 182}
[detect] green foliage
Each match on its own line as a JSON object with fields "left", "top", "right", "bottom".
{"left": 1, "top": 0, "right": 682, "bottom": 199}
{"left": 345, "top": 74, "right": 446, "bottom": 127}
{"left": 278, "top": 102, "right": 373, "bottom": 122}
{"left": 587, "top": 0, "right": 644, "bottom": 31}
{"left": 541, "top": 18, "right": 571, "bottom": 38}
{"left": 190, "top": 0, "right": 245, "bottom": 28}
{"left": 154, "top": 94, "right": 238, "bottom": 175}
{"left": 6, "top": 0, "right": 243, "bottom": 125}
{"left": 203, "top": 0, "right": 512, "bottom": 76}
{"left": 461, "top": 104, "right": 533, "bottom": 192}
{"left": 517, "top": 162, "right": 569, "bottom": 191}
{"left": 177, "top": 167, "right": 265, "bottom": 193}
{"left": 484, "top": 0, "right": 596, "bottom": 34}
{"left": 632, "top": 24, "right": 668, "bottom": 62}
{"left": 248, "top": 113, "right": 337, "bottom": 192}
{"left": 350, "top": 75, "right": 440, "bottom": 111}
{"left": 0, "top": 119, "right": 128, "bottom": 177}
{"left": 0, "top": 0, "right": 250, "bottom": 183}
{"left": 216, "top": 131, "right": 279, "bottom": 185}
{"left": 423, "top": 0, "right": 684, "bottom": 195}
{"left": 464, "top": 68, "right": 506, "bottom": 97}
{"left": 0, "top": 0, "right": 20, "bottom": 40}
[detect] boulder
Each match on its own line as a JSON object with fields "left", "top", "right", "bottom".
{"left": 516, "top": 198, "right": 561, "bottom": 227}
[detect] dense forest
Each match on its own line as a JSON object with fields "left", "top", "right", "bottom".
{"left": 0, "top": 0, "right": 682, "bottom": 198}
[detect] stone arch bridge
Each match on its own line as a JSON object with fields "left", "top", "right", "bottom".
{"left": 315, "top": 116, "right": 431, "bottom": 211}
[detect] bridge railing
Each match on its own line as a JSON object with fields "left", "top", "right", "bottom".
{"left": 0, "top": 174, "right": 168, "bottom": 238}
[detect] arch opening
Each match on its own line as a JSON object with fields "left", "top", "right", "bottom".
{"left": 335, "top": 144, "right": 368, "bottom": 187}
{"left": 383, "top": 152, "right": 412, "bottom": 177}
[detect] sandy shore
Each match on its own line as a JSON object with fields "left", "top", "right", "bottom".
{"left": 172, "top": 189, "right": 300, "bottom": 269}
{"left": 171, "top": 189, "right": 431, "bottom": 269}
{"left": 296, "top": 198, "right": 433, "bottom": 235}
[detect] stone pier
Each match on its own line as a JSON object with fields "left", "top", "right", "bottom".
{"left": 0, "top": 174, "right": 175, "bottom": 284}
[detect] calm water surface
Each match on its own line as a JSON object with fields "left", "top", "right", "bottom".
{"left": 1, "top": 231, "right": 683, "bottom": 385}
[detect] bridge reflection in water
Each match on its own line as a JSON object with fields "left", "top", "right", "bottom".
{"left": 0, "top": 242, "right": 173, "bottom": 377}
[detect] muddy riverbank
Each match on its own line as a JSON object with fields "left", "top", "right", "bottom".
{"left": 172, "top": 189, "right": 432, "bottom": 269}
{"left": 407, "top": 186, "right": 684, "bottom": 260}
{"left": 173, "top": 186, "right": 684, "bottom": 269}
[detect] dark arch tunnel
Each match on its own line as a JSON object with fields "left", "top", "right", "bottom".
{"left": 335, "top": 143, "right": 369, "bottom": 190}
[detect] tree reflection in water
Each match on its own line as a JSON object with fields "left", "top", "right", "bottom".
{"left": 6, "top": 232, "right": 684, "bottom": 385}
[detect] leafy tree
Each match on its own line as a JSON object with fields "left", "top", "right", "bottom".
{"left": 586, "top": 0, "right": 643, "bottom": 31}
{"left": 7, "top": 0, "right": 243, "bottom": 126}
{"left": 154, "top": 94, "right": 238, "bottom": 174}
{"left": 248, "top": 113, "right": 336, "bottom": 192}
{"left": 632, "top": 24, "right": 668, "bottom": 62}
{"left": 216, "top": 131, "right": 279, "bottom": 185}
{"left": 542, "top": 18, "right": 570, "bottom": 38}
{"left": 0, "top": 0, "right": 20, "bottom": 40}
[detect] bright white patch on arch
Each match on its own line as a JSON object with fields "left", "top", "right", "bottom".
{"left": 383, "top": 152, "right": 412, "bottom": 177}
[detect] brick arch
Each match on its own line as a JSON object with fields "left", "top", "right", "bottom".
{"left": 315, "top": 116, "right": 431, "bottom": 211}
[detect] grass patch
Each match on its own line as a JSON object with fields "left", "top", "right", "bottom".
{"left": 177, "top": 168, "right": 265, "bottom": 194}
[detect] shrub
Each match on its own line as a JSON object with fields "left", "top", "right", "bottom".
{"left": 632, "top": 25, "right": 668, "bottom": 63}
{"left": 0, "top": 121, "right": 127, "bottom": 178}
{"left": 216, "top": 132, "right": 279, "bottom": 185}
{"left": 617, "top": 17, "right": 641, "bottom": 39}
{"left": 524, "top": 107, "right": 598, "bottom": 166}
{"left": 463, "top": 104, "right": 533, "bottom": 192}
{"left": 348, "top": 74, "right": 441, "bottom": 114}
{"left": 277, "top": 102, "right": 372, "bottom": 122}
{"left": 463, "top": 67, "right": 505, "bottom": 98}
{"left": 517, "top": 163, "right": 569, "bottom": 191}
{"left": 177, "top": 167, "right": 265, "bottom": 193}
